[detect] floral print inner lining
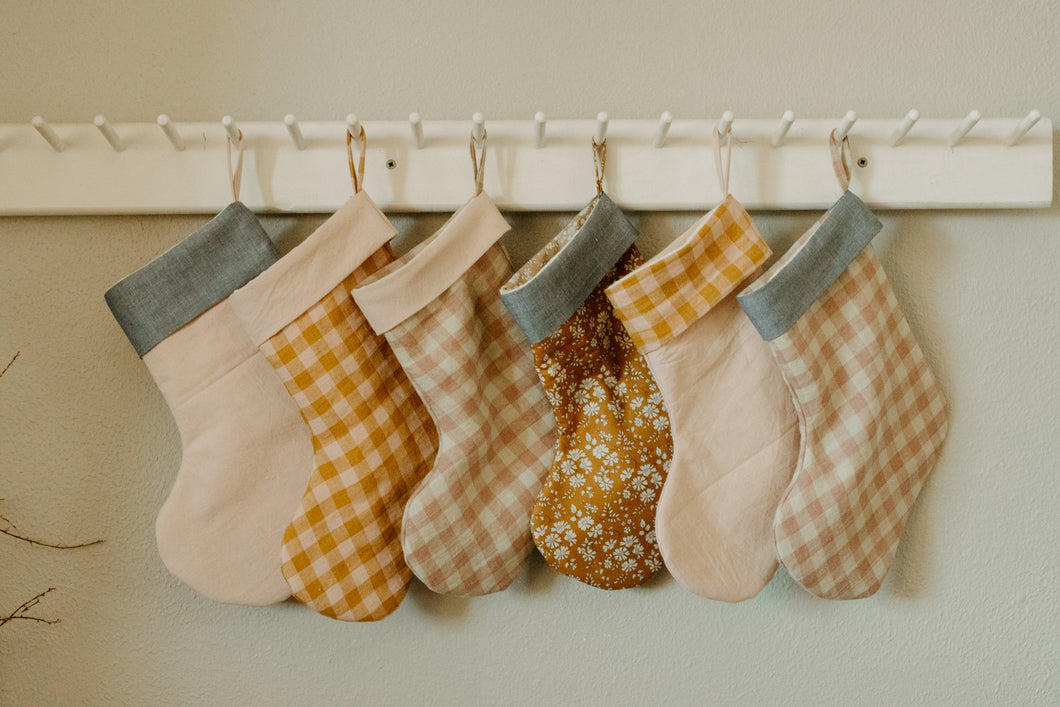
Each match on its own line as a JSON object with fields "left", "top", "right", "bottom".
{"left": 505, "top": 200, "right": 596, "bottom": 290}
{"left": 529, "top": 246, "right": 673, "bottom": 589}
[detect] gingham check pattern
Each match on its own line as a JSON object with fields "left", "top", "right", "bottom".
{"left": 261, "top": 248, "right": 438, "bottom": 621}
{"left": 604, "top": 196, "right": 770, "bottom": 354}
{"left": 388, "top": 244, "right": 556, "bottom": 596}
{"left": 771, "top": 246, "right": 948, "bottom": 599}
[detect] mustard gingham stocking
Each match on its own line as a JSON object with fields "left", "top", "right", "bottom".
{"left": 230, "top": 192, "right": 437, "bottom": 621}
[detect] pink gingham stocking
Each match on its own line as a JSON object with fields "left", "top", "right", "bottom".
{"left": 352, "top": 192, "right": 555, "bottom": 597}
{"left": 736, "top": 132, "right": 949, "bottom": 599}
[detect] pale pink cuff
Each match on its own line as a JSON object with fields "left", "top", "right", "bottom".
{"left": 352, "top": 192, "right": 510, "bottom": 335}
{"left": 229, "top": 191, "right": 397, "bottom": 346}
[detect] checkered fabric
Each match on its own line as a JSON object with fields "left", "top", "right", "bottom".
{"left": 770, "top": 245, "right": 948, "bottom": 599}
{"left": 382, "top": 243, "right": 555, "bottom": 596}
{"left": 604, "top": 196, "right": 769, "bottom": 353}
{"left": 262, "top": 249, "right": 438, "bottom": 621}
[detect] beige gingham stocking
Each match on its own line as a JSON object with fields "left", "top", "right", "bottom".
{"left": 738, "top": 188, "right": 949, "bottom": 599}
{"left": 352, "top": 193, "right": 555, "bottom": 597}
{"left": 606, "top": 196, "right": 799, "bottom": 602}
{"left": 230, "top": 192, "right": 437, "bottom": 621}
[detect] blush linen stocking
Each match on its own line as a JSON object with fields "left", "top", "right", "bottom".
{"left": 229, "top": 191, "right": 438, "bottom": 621}
{"left": 737, "top": 138, "right": 948, "bottom": 599}
{"left": 605, "top": 196, "right": 800, "bottom": 602}
{"left": 105, "top": 202, "right": 313, "bottom": 606}
{"left": 351, "top": 191, "right": 555, "bottom": 597}
{"left": 500, "top": 194, "right": 672, "bottom": 590}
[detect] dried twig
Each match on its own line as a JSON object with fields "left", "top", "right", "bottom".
{"left": 1, "top": 351, "right": 100, "bottom": 631}
{"left": 0, "top": 351, "right": 18, "bottom": 380}
{"left": 0, "top": 508, "right": 103, "bottom": 549}
{"left": 0, "top": 522, "right": 104, "bottom": 549}
{"left": 0, "top": 587, "right": 61, "bottom": 628}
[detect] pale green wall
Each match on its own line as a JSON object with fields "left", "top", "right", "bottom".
{"left": 2, "top": 2, "right": 1058, "bottom": 704}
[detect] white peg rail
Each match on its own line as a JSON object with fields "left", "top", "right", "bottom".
{"left": 0, "top": 116, "right": 1051, "bottom": 214}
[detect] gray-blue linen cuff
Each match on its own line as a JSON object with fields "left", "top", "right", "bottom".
{"left": 501, "top": 194, "right": 637, "bottom": 344}
{"left": 737, "top": 191, "right": 882, "bottom": 341}
{"left": 104, "top": 202, "right": 279, "bottom": 356}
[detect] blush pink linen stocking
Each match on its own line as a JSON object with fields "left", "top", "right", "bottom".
{"left": 105, "top": 202, "right": 313, "bottom": 605}
{"left": 606, "top": 197, "right": 799, "bottom": 602}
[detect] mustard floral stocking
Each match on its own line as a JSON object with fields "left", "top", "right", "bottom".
{"left": 501, "top": 194, "right": 672, "bottom": 590}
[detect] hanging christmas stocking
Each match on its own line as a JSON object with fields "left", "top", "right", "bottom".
{"left": 736, "top": 132, "right": 949, "bottom": 599}
{"left": 228, "top": 189, "right": 438, "bottom": 621}
{"left": 500, "top": 193, "right": 672, "bottom": 590}
{"left": 351, "top": 187, "right": 556, "bottom": 597}
{"left": 104, "top": 201, "right": 314, "bottom": 606}
{"left": 605, "top": 193, "right": 800, "bottom": 602}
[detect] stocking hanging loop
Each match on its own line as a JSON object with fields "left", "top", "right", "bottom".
{"left": 712, "top": 125, "right": 732, "bottom": 198}
{"left": 829, "top": 129, "right": 852, "bottom": 192}
{"left": 470, "top": 129, "right": 487, "bottom": 196}
{"left": 226, "top": 130, "right": 244, "bottom": 202}
{"left": 347, "top": 125, "right": 367, "bottom": 194}
{"left": 592, "top": 138, "right": 607, "bottom": 196}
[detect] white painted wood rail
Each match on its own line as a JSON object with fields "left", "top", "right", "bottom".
{"left": 0, "top": 114, "right": 1051, "bottom": 214}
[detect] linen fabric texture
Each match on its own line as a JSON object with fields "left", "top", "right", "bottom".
{"left": 352, "top": 192, "right": 556, "bottom": 597}
{"left": 737, "top": 191, "right": 948, "bottom": 600}
{"left": 105, "top": 202, "right": 278, "bottom": 357}
{"left": 229, "top": 191, "right": 438, "bottom": 621}
{"left": 104, "top": 203, "right": 314, "bottom": 606}
{"left": 606, "top": 196, "right": 800, "bottom": 602}
{"left": 501, "top": 195, "right": 672, "bottom": 590}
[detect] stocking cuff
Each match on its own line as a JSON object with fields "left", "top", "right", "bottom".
{"left": 604, "top": 196, "right": 770, "bottom": 353}
{"left": 229, "top": 191, "right": 397, "bottom": 346}
{"left": 352, "top": 192, "right": 510, "bottom": 334}
{"left": 105, "top": 201, "right": 278, "bottom": 357}
{"left": 499, "top": 194, "right": 637, "bottom": 344}
{"left": 737, "top": 191, "right": 882, "bottom": 341}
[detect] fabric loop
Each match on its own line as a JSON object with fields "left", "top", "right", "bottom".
{"left": 592, "top": 138, "right": 607, "bottom": 196}
{"left": 226, "top": 130, "right": 245, "bottom": 202}
{"left": 712, "top": 125, "right": 732, "bottom": 197}
{"left": 829, "top": 129, "right": 851, "bottom": 192}
{"left": 347, "top": 125, "right": 368, "bottom": 194}
{"left": 470, "top": 130, "right": 487, "bottom": 195}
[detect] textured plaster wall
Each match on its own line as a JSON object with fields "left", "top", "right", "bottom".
{"left": 1, "top": 1, "right": 1059, "bottom": 704}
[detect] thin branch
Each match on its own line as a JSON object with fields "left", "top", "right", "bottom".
{"left": 0, "top": 526, "right": 104, "bottom": 550}
{"left": 0, "top": 351, "right": 18, "bottom": 380}
{"left": 1, "top": 353, "right": 98, "bottom": 629}
{"left": 0, "top": 512, "right": 104, "bottom": 549}
{"left": 0, "top": 587, "right": 61, "bottom": 628}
